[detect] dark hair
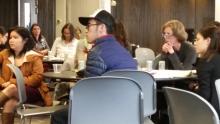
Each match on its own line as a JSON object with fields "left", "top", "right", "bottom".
{"left": 205, "top": 21, "right": 220, "bottom": 27}
{"left": 30, "top": 23, "right": 42, "bottom": 42}
{"left": 0, "top": 26, "right": 6, "bottom": 35}
{"left": 114, "top": 22, "right": 129, "bottom": 48}
{"left": 198, "top": 26, "right": 220, "bottom": 60}
{"left": 7, "top": 27, "right": 35, "bottom": 56}
{"left": 104, "top": 21, "right": 115, "bottom": 34}
{"left": 61, "top": 23, "right": 75, "bottom": 41}
{"left": 79, "top": 10, "right": 116, "bottom": 34}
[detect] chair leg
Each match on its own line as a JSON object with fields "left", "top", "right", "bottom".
{"left": 20, "top": 115, "right": 26, "bottom": 124}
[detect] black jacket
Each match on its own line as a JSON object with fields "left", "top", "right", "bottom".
{"left": 197, "top": 54, "right": 220, "bottom": 116}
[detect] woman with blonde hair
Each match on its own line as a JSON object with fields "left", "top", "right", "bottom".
{"left": 154, "top": 20, "right": 197, "bottom": 70}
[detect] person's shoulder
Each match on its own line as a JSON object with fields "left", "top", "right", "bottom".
{"left": 54, "top": 37, "right": 62, "bottom": 42}
{"left": 182, "top": 41, "right": 196, "bottom": 52}
{"left": 25, "top": 50, "right": 43, "bottom": 61}
{"left": 0, "top": 49, "right": 10, "bottom": 56}
{"left": 212, "top": 54, "right": 220, "bottom": 61}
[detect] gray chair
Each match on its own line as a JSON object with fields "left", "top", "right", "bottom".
{"left": 68, "top": 76, "right": 144, "bottom": 124}
{"left": 163, "top": 87, "right": 219, "bottom": 124}
{"left": 7, "top": 64, "right": 67, "bottom": 124}
{"left": 215, "top": 79, "right": 220, "bottom": 108}
{"left": 135, "top": 47, "right": 155, "bottom": 68}
{"left": 103, "top": 70, "right": 157, "bottom": 117}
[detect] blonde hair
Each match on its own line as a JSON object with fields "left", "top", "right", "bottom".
{"left": 162, "top": 20, "right": 188, "bottom": 42}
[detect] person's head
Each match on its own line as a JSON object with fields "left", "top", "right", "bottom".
{"left": 79, "top": 10, "right": 116, "bottom": 43}
{"left": 205, "top": 21, "right": 220, "bottom": 27}
{"left": 114, "top": 21, "right": 128, "bottom": 48}
{"left": 75, "top": 27, "right": 82, "bottom": 40}
{"left": 61, "top": 23, "right": 75, "bottom": 41}
{"left": 194, "top": 26, "right": 220, "bottom": 59}
{"left": 7, "top": 27, "right": 35, "bottom": 56}
{"left": 162, "top": 20, "right": 188, "bottom": 45}
{"left": 0, "top": 26, "right": 6, "bottom": 44}
{"left": 30, "top": 23, "right": 42, "bottom": 41}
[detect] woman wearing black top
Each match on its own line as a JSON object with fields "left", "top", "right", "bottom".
{"left": 194, "top": 25, "right": 220, "bottom": 116}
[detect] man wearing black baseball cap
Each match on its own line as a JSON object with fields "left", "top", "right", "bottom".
{"left": 51, "top": 10, "right": 137, "bottom": 124}
{"left": 78, "top": 9, "right": 137, "bottom": 77}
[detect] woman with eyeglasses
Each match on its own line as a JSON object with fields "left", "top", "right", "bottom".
{"left": 153, "top": 20, "right": 197, "bottom": 70}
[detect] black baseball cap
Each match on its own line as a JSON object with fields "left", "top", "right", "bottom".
{"left": 79, "top": 9, "right": 115, "bottom": 27}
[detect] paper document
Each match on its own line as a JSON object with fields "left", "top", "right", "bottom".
{"left": 148, "top": 70, "right": 195, "bottom": 79}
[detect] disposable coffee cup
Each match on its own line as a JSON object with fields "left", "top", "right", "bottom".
{"left": 78, "top": 60, "right": 85, "bottom": 70}
{"left": 146, "top": 60, "right": 153, "bottom": 71}
{"left": 48, "top": 51, "right": 53, "bottom": 60}
{"left": 158, "top": 61, "right": 165, "bottom": 70}
{"left": 53, "top": 64, "right": 63, "bottom": 73}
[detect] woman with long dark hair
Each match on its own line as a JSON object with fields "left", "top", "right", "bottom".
{"left": 30, "top": 23, "right": 50, "bottom": 55}
{"left": 0, "top": 27, "right": 52, "bottom": 124}
{"left": 194, "top": 25, "right": 220, "bottom": 116}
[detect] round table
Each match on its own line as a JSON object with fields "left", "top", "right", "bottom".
{"left": 43, "top": 71, "right": 81, "bottom": 81}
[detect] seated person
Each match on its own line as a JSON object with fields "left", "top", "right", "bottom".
{"left": 153, "top": 20, "right": 197, "bottom": 70}
{"left": 0, "top": 26, "right": 7, "bottom": 51}
{"left": 30, "top": 23, "right": 50, "bottom": 55}
{"left": 51, "top": 23, "right": 79, "bottom": 59}
{"left": 0, "top": 27, "right": 52, "bottom": 124}
{"left": 114, "top": 21, "right": 132, "bottom": 54}
{"left": 194, "top": 25, "right": 220, "bottom": 116}
{"left": 152, "top": 20, "right": 197, "bottom": 124}
{"left": 51, "top": 9, "right": 137, "bottom": 124}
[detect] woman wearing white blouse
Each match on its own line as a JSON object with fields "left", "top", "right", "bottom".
{"left": 51, "top": 23, "right": 86, "bottom": 70}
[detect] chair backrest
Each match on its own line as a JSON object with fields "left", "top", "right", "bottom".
{"left": 135, "top": 47, "right": 155, "bottom": 67}
{"left": 163, "top": 87, "right": 219, "bottom": 124}
{"left": 68, "top": 76, "right": 144, "bottom": 124}
{"left": 103, "top": 70, "right": 156, "bottom": 117}
{"left": 7, "top": 64, "right": 27, "bottom": 106}
{"left": 215, "top": 79, "right": 220, "bottom": 108}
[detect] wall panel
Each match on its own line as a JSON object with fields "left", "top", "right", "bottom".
{"left": 38, "top": 0, "right": 56, "bottom": 48}
{"left": 112, "top": 0, "right": 214, "bottom": 53}
{"left": 0, "top": 0, "right": 18, "bottom": 31}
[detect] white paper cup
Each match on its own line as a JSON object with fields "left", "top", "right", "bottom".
{"left": 158, "top": 61, "right": 166, "bottom": 70}
{"left": 48, "top": 51, "right": 53, "bottom": 60}
{"left": 146, "top": 60, "right": 153, "bottom": 71}
{"left": 53, "top": 64, "right": 63, "bottom": 73}
{"left": 78, "top": 60, "right": 85, "bottom": 70}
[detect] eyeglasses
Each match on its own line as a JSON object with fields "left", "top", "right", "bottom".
{"left": 86, "top": 23, "right": 100, "bottom": 29}
{"left": 162, "top": 32, "right": 173, "bottom": 38}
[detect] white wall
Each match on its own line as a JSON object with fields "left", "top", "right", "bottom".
{"left": 56, "top": 0, "right": 66, "bottom": 37}
{"left": 56, "top": 0, "right": 111, "bottom": 38}
{"left": 68, "top": 0, "right": 100, "bottom": 32}
{"left": 215, "top": 0, "right": 220, "bottom": 21}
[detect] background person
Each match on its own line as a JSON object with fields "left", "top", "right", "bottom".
{"left": 51, "top": 23, "right": 79, "bottom": 59}
{"left": 0, "top": 26, "right": 7, "bottom": 51}
{"left": 30, "top": 23, "right": 50, "bottom": 55}
{"left": 153, "top": 20, "right": 197, "bottom": 70}
{"left": 51, "top": 9, "right": 137, "bottom": 124}
{"left": 114, "top": 21, "right": 132, "bottom": 53}
{"left": 194, "top": 25, "right": 220, "bottom": 116}
{"left": 0, "top": 27, "right": 52, "bottom": 124}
